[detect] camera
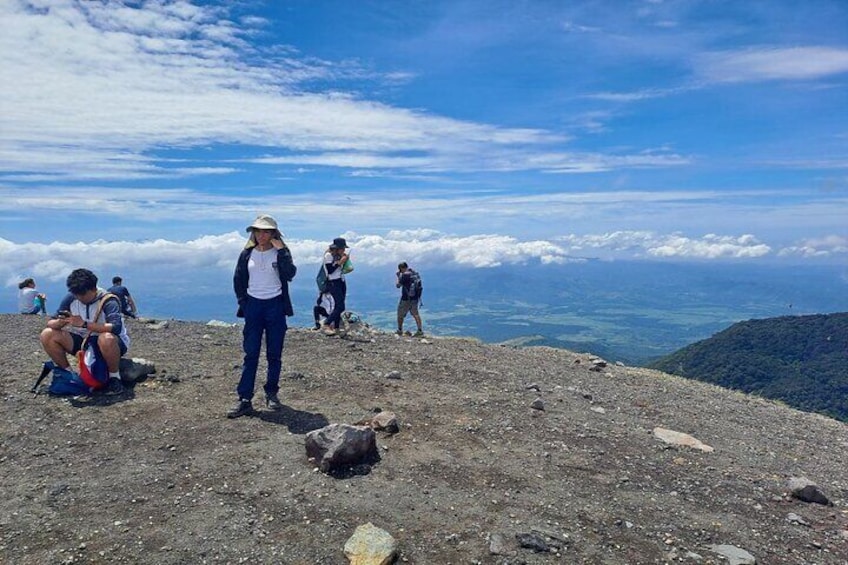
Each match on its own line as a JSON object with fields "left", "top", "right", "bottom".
{"left": 58, "top": 310, "right": 71, "bottom": 318}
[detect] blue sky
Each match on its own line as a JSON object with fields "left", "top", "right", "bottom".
{"left": 1, "top": 0, "right": 847, "bottom": 289}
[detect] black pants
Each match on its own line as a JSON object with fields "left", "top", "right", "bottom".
{"left": 325, "top": 279, "right": 346, "bottom": 329}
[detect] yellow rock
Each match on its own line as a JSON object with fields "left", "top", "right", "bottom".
{"left": 344, "top": 522, "right": 397, "bottom": 565}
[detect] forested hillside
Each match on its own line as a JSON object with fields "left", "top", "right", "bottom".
{"left": 649, "top": 313, "right": 848, "bottom": 422}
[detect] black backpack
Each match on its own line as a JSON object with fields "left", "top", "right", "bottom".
{"left": 316, "top": 263, "right": 329, "bottom": 293}
{"left": 407, "top": 269, "right": 423, "bottom": 300}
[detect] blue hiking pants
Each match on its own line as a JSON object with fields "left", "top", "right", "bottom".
{"left": 237, "top": 295, "right": 288, "bottom": 401}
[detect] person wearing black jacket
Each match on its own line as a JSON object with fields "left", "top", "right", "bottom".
{"left": 229, "top": 214, "right": 296, "bottom": 418}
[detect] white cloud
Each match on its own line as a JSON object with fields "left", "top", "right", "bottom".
{"left": 645, "top": 233, "right": 771, "bottom": 259}
{"left": 585, "top": 86, "right": 693, "bottom": 102}
{"left": 530, "top": 150, "right": 691, "bottom": 173}
{"left": 561, "top": 21, "right": 601, "bottom": 34}
{"left": 698, "top": 47, "right": 848, "bottom": 83}
{"left": 0, "top": 0, "right": 702, "bottom": 183}
{"left": 0, "top": 232, "right": 245, "bottom": 286}
{"left": 386, "top": 229, "right": 443, "bottom": 240}
{"left": 778, "top": 235, "right": 848, "bottom": 257}
{"left": 249, "top": 146, "right": 687, "bottom": 174}
{"left": 2, "top": 185, "right": 845, "bottom": 252}
{"left": 0, "top": 0, "right": 616, "bottom": 182}
{"left": 558, "top": 231, "right": 772, "bottom": 259}
{"left": 0, "top": 228, "right": 786, "bottom": 291}
{"left": 0, "top": 231, "right": 579, "bottom": 288}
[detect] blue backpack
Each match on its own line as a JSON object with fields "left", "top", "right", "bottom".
{"left": 32, "top": 361, "right": 95, "bottom": 396}
{"left": 31, "top": 335, "right": 110, "bottom": 396}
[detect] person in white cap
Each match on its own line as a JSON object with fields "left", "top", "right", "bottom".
{"left": 229, "top": 214, "right": 297, "bottom": 418}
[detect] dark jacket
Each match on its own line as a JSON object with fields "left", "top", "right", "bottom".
{"left": 233, "top": 246, "right": 297, "bottom": 317}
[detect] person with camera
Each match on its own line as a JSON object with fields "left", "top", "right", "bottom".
{"left": 40, "top": 268, "right": 129, "bottom": 395}
{"left": 396, "top": 262, "right": 424, "bottom": 337}
{"left": 229, "top": 214, "right": 297, "bottom": 418}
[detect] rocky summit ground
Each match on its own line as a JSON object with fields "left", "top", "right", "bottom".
{"left": 1, "top": 313, "right": 847, "bottom": 565}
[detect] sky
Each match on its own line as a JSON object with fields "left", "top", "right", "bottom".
{"left": 2, "top": 0, "right": 848, "bottom": 291}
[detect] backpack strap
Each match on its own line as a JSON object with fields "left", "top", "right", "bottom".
{"left": 31, "top": 361, "right": 54, "bottom": 394}
{"left": 80, "top": 293, "right": 118, "bottom": 348}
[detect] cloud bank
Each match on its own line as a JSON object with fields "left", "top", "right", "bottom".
{"left": 4, "top": 230, "right": 845, "bottom": 289}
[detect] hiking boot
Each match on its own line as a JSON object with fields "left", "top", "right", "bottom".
{"left": 413, "top": 330, "right": 424, "bottom": 337}
{"left": 395, "top": 330, "right": 403, "bottom": 336}
{"left": 227, "top": 399, "right": 253, "bottom": 419}
{"left": 104, "top": 378, "right": 125, "bottom": 396}
{"left": 266, "top": 394, "right": 282, "bottom": 410}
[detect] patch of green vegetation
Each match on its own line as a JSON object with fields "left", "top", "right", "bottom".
{"left": 649, "top": 313, "right": 848, "bottom": 422}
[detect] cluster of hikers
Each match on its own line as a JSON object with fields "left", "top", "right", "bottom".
{"left": 19, "top": 275, "right": 138, "bottom": 319}
{"left": 20, "top": 213, "right": 424, "bottom": 419}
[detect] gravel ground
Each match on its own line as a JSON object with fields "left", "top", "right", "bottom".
{"left": 1, "top": 313, "right": 847, "bottom": 564}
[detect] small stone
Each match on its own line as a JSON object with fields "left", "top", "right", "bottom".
{"left": 489, "top": 532, "right": 513, "bottom": 555}
{"left": 708, "top": 544, "right": 756, "bottom": 565}
{"left": 786, "top": 513, "right": 809, "bottom": 527}
{"left": 652, "top": 427, "right": 714, "bottom": 453}
{"left": 344, "top": 522, "right": 397, "bottom": 565}
{"left": 516, "top": 532, "right": 549, "bottom": 553}
{"left": 788, "top": 477, "right": 831, "bottom": 506}
{"left": 530, "top": 398, "right": 545, "bottom": 411}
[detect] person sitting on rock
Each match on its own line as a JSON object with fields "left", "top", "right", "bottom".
{"left": 107, "top": 276, "right": 138, "bottom": 319}
{"left": 40, "top": 268, "right": 130, "bottom": 395}
{"left": 18, "top": 278, "right": 47, "bottom": 315}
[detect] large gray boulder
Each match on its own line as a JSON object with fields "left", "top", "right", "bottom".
{"left": 305, "top": 424, "right": 379, "bottom": 473}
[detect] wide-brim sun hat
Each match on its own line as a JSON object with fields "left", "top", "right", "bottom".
{"left": 329, "top": 237, "right": 348, "bottom": 249}
{"left": 244, "top": 214, "right": 284, "bottom": 249}
{"left": 246, "top": 214, "right": 283, "bottom": 236}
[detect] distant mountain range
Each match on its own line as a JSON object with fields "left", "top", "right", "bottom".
{"left": 648, "top": 313, "right": 848, "bottom": 422}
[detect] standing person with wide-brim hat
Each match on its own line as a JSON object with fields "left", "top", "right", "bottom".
{"left": 321, "top": 237, "right": 350, "bottom": 335}
{"left": 229, "top": 214, "right": 297, "bottom": 418}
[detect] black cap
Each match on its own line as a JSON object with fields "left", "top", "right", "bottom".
{"left": 330, "top": 237, "right": 348, "bottom": 249}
